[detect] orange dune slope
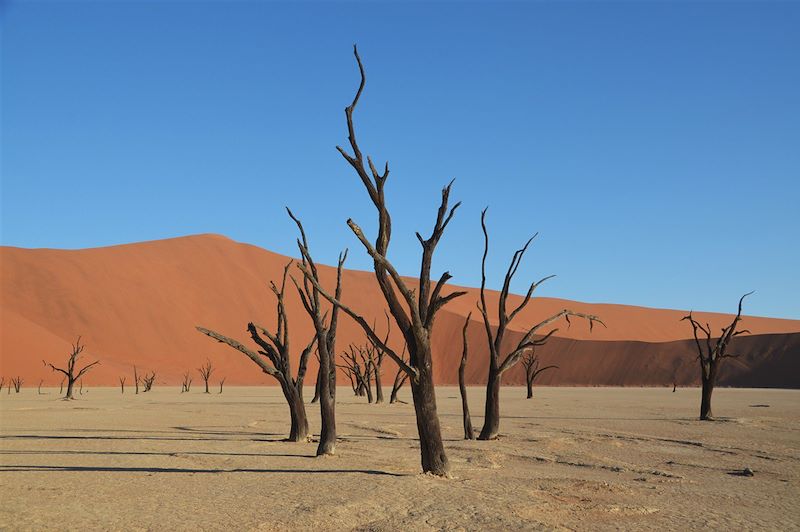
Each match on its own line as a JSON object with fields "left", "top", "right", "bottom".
{"left": 2, "top": 234, "right": 798, "bottom": 388}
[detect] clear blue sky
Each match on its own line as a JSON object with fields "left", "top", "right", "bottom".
{"left": 2, "top": 1, "right": 799, "bottom": 319}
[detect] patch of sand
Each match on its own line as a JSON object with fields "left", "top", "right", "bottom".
{"left": 1, "top": 386, "right": 798, "bottom": 530}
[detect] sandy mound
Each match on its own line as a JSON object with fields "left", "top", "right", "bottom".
{"left": 2, "top": 234, "right": 799, "bottom": 387}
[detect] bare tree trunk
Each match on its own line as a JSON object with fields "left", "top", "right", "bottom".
{"left": 459, "top": 313, "right": 474, "bottom": 439}
{"left": 526, "top": 375, "right": 534, "bottom": 399}
{"left": 478, "top": 368, "right": 501, "bottom": 440}
{"left": 409, "top": 350, "right": 449, "bottom": 475}
{"left": 311, "top": 371, "right": 321, "bottom": 403}
{"left": 316, "top": 343, "right": 336, "bottom": 455}
{"left": 283, "top": 382, "right": 309, "bottom": 442}
{"left": 700, "top": 366, "right": 716, "bottom": 420}
{"left": 374, "top": 365, "right": 384, "bottom": 403}
{"left": 65, "top": 378, "right": 76, "bottom": 400}
{"left": 389, "top": 362, "right": 408, "bottom": 404}
{"left": 364, "top": 364, "right": 373, "bottom": 403}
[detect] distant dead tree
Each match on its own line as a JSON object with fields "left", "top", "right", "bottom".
{"left": 197, "top": 259, "right": 318, "bottom": 442}
{"left": 218, "top": 377, "right": 226, "bottom": 394}
{"left": 38, "top": 379, "right": 45, "bottom": 395}
{"left": 43, "top": 336, "right": 100, "bottom": 400}
{"left": 298, "top": 46, "right": 465, "bottom": 476}
{"left": 119, "top": 376, "right": 126, "bottom": 394}
{"left": 682, "top": 292, "right": 753, "bottom": 420}
{"left": 339, "top": 345, "right": 372, "bottom": 400}
{"left": 389, "top": 346, "right": 409, "bottom": 404}
{"left": 181, "top": 371, "right": 193, "bottom": 393}
{"left": 290, "top": 209, "right": 346, "bottom": 456}
{"left": 459, "top": 313, "right": 474, "bottom": 439}
{"left": 133, "top": 366, "right": 140, "bottom": 394}
{"left": 366, "top": 314, "right": 391, "bottom": 403}
{"left": 79, "top": 379, "right": 87, "bottom": 395}
{"left": 142, "top": 371, "right": 156, "bottom": 392}
{"left": 521, "top": 348, "right": 558, "bottom": 399}
{"left": 197, "top": 360, "right": 214, "bottom": 393}
{"left": 12, "top": 377, "right": 23, "bottom": 393}
{"left": 0, "top": 377, "right": 5, "bottom": 393}
{"left": 477, "top": 209, "right": 603, "bottom": 440}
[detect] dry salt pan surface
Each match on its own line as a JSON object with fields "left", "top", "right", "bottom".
{"left": 1, "top": 386, "right": 798, "bottom": 530}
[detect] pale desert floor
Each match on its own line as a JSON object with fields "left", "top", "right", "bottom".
{"left": 1, "top": 386, "right": 798, "bottom": 531}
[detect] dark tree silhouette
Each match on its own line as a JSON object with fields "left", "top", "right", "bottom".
{"left": 181, "top": 371, "right": 193, "bottom": 393}
{"left": 389, "top": 347, "right": 409, "bottom": 404}
{"left": 339, "top": 344, "right": 374, "bottom": 401}
{"left": 43, "top": 336, "right": 100, "bottom": 400}
{"left": 218, "top": 378, "right": 226, "bottom": 394}
{"left": 119, "top": 376, "right": 126, "bottom": 394}
{"left": 289, "top": 209, "right": 346, "bottom": 456}
{"left": 12, "top": 376, "right": 23, "bottom": 393}
{"left": 477, "top": 209, "right": 603, "bottom": 440}
{"left": 368, "top": 315, "right": 391, "bottom": 403}
{"left": 682, "top": 292, "right": 753, "bottom": 420}
{"left": 197, "top": 260, "right": 316, "bottom": 442}
{"left": 299, "top": 45, "right": 466, "bottom": 477}
{"left": 0, "top": 377, "right": 5, "bottom": 393}
{"left": 198, "top": 360, "right": 214, "bottom": 393}
{"left": 311, "top": 352, "right": 321, "bottom": 404}
{"left": 459, "top": 313, "right": 474, "bottom": 439}
{"left": 521, "top": 348, "right": 558, "bottom": 399}
{"left": 142, "top": 371, "right": 156, "bottom": 392}
{"left": 133, "top": 366, "right": 141, "bottom": 394}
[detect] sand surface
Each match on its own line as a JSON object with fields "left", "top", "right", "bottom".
{"left": 1, "top": 386, "right": 797, "bottom": 530}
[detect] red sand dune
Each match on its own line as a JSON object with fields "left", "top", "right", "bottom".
{"left": 2, "top": 234, "right": 799, "bottom": 388}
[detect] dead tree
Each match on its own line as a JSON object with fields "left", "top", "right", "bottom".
{"left": 459, "top": 313, "right": 474, "bottom": 439}
{"left": 59, "top": 378, "right": 64, "bottom": 394}
{"left": 311, "top": 352, "right": 321, "bottom": 403}
{"left": 79, "top": 379, "right": 86, "bottom": 395}
{"left": 521, "top": 349, "right": 558, "bottom": 399}
{"left": 339, "top": 345, "right": 374, "bottom": 400}
{"left": 119, "top": 376, "right": 126, "bottom": 394}
{"left": 289, "top": 209, "right": 346, "bottom": 456}
{"left": 218, "top": 378, "right": 225, "bottom": 394}
{"left": 142, "top": 371, "right": 156, "bottom": 392}
{"left": 297, "top": 46, "right": 467, "bottom": 475}
{"left": 682, "top": 292, "right": 753, "bottom": 420}
{"left": 133, "top": 366, "right": 140, "bottom": 394}
{"left": 12, "top": 377, "right": 23, "bottom": 393}
{"left": 181, "top": 371, "right": 193, "bottom": 393}
{"left": 38, "top": 379, "right": 45, "bottom": 395}
{"left": 43, "top": 336, "right": 100, "bottom": 400}
{"left": 197, "top": 360, "right": 213, "bottom": 393}
{"left": 365, "top": 314, "right": 392, "bottom": 403}
{"left": 477, "top": 209, "right": 603, "bottom": 440}
{"left": 197, "top": 260, "right": 317, "bottom": 442}
{"left": 0, "top": 377, "right": 4, "bottom": 393}
{"left": 389, "top": 361, "right": 409, "bottom": 404}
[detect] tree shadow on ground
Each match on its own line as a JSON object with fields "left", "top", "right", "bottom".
{"left": 0, "top": 464, "right": 406, "bottom": 476}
